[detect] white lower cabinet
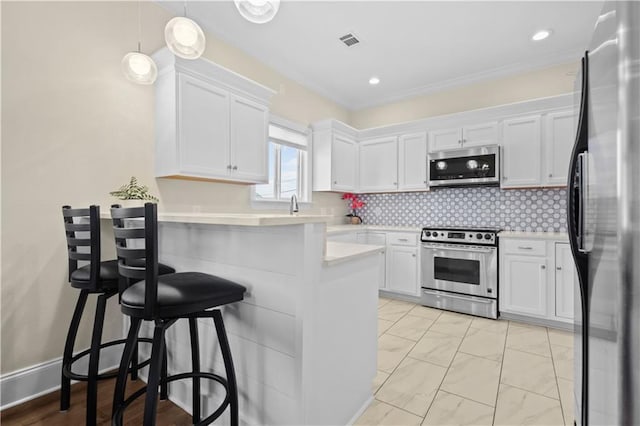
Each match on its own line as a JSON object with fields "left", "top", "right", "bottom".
{"left": 500, "top": 254, "right": 548, "bottom": 317}
{"left": 499, "top": 237, "right": 576, "bottom": 324}
{"left": 327, "top": 229, "right": 419, "bottom": 295}
{"left": 386, "top": 246, "right": 418, "bottom": 296}
{"left": 554, "top": 243, "right": 575, "bottom": 320}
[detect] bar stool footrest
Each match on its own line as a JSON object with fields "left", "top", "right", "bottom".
{"left": 113, "top": 372, "right": 230, "bottom": 426}
{"left": 62, "top": 337, "right": 154, "bottom": 381}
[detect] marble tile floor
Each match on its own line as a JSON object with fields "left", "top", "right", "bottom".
{"left": 357, "top": 297, "right": 574, "bottom": 426}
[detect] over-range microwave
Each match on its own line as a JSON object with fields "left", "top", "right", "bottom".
{"left": 428, "top": 145, "right": 500, "bottom": 187}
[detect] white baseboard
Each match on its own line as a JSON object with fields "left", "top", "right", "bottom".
{"left": 0, "top": 344, "right": 122, "bottom": 411}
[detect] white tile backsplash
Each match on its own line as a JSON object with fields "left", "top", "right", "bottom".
{"left": 357, "top": 187, "right": 567, "bottom": 232}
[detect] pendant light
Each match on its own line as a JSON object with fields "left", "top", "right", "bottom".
{"left": 234, "top": 0, "right": 280, "bottom": 24}
{"left": 122, "top": 2, "right": 157, "bottom": 85}
{"left": 165, "top": 2, "right": 205, "bottom": 60}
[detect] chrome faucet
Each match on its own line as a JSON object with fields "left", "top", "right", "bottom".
{"left": 290, "top": 194, "right": 299, "bottom": 215}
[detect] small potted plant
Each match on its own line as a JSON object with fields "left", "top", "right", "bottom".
{"left": 342, "top": 193, "right": 365, "bottom": 225}
{"left": 110, "top": 176, "right": 158, "bottom": 207}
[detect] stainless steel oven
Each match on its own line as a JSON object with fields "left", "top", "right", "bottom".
{"left": 420, "top": 228, "right": 499, "bottom": 319}
{"left": 428, "top": 145, "right": 500, "bottom": 187}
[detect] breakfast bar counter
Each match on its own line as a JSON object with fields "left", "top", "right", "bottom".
{"left": 106, "top": 213, "right": 382, "bottom": 425}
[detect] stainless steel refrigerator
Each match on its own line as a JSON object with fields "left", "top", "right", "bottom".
{"left": 568, "top": 1, "right": 640, "bottom": 425}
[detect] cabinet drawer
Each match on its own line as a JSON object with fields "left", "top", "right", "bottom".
{"left": 387, "top": 233, "right": 418, "bottom": 246}
{"left": 502, "top": 239, "right": 546, "bottom": 256}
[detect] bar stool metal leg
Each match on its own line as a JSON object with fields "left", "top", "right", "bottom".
{"left": 160, "top": 338, "right": 168, "bottom": 401}
{"left": 189, "top": 318, "right": 201, "bottom": 423}
{"left": 112, "top": 318, "right": 142, "bottom": 420}
{"left": 143, "top": 321, "right": 169, "bottom": 426}
{"left": 213, "top": 310, "right": 239, "bottom": 426}
{"left": 86, "top": 293, "right": 108, "bottom": 426}
{"left": 130, "top": 340, "right": 139, "bottom": 380}
{"left": 60, "top": 290, "right": 88, "bottom": 411}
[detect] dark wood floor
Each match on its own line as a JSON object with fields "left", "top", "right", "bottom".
{"left": 0, "top": 375, "right": 193, "bottom": 425}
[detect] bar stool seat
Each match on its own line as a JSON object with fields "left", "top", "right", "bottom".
{"left": 121, "top": 272, "right": 245, "bottom": 318}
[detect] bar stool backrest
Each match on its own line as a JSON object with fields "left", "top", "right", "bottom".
{"left": 62, "top": 205, "right": 101, "bottom": 291}
{"left": 110, "top": 203, "right": 159, "bottom": 319}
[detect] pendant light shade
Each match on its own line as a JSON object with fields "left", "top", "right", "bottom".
{"left": 122, "top": 51, "right": 158, "bottom": 85}
{"left": 165, "top": 16, "right": 205, "bottom": 59}
{"left": 234, "top": 0, "right": 280, "bottom": 24}
{"left": 122, "top": 2, "right": 157, "bottom": 85}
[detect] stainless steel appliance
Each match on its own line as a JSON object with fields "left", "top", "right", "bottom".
{"left": 420, "top": 227, "right": 498, "bottom": 319}
{"left": 428, "top": 145, "right": 500, "bottom": 187}
{"left": 568, "top": 2, "right": 640, "bottom": 425}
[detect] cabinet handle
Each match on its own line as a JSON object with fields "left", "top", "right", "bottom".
{"left": 423, "top": 180, "right": 427, "bottom": 184}
{"left": 462, "top": 138, "right": 466, "bottom": 144}
{"left": 398, "top": 238, "right": 409, "bottom": 242}
{"left": 549, "top": 173, "right": 553, "bottom": 178}
{"left": 541, "top": 265, "right": 546, "bottom": 269}
{"left": 334, "top": 181, "right": 338, "bottom": 184}
{"left": 232, "top": 165, "right": 238, "bottom": 170}
{"left": 227, "top": 165, "right": 232, "bottom": 169}
{"left": 556, "top": 266, "right": 562, "bottom": 270}
{"left": 503, "top": 176, "right": 508, "bottom": 181}
{"left": 412, "top": 254, "right": 416, "bottom": 257}
{"left": 393, "top": 182, "right": 397, "bottom": 186}
{"left": 458, "top": 140, "right": 462, "bottom": 145}
{"left": 517, "top": 246, "right": 533, "bottom": 250}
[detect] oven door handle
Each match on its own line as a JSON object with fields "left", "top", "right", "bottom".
{"left": 421, "top": 244, "right": 495, "bottom": 253}
{"left": 422, "top": 289, "right": 495, "bottom": 304}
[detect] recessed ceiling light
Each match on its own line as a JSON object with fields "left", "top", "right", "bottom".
{"left": 532, "top": 30, "right": 552, "bottom": 41}
{"left": 369, "top": 76, "right": 380, "bottom": 85}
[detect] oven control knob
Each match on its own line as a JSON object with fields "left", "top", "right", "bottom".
{"left": 432, "top": 232, "right": 438, "bottom": 237}
{"left": 476, "top": 233, "right": 483, "bottom": 239}
{"left": 425, "top": 231, "right": 432, "bottom": 237}
{"left": 484, "top": 234, "right": 492, "bottom": 240}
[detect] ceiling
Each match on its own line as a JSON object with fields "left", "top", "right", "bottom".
{"left": 160, "top": 1, "right": 603, "bottom": 110}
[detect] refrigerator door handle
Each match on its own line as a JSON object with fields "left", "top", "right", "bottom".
{"left": 577, "top": 152, "right": 589, "bottom": 253}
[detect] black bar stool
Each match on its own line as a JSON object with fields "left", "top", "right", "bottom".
{"left": 110, "top": 203, "right": 246, "bottom": 426}
{"left": 60, "top": 205, "right": 175, "bottom": 425}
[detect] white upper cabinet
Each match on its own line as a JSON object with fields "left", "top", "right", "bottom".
{"left": 312, "top": 120, "right": 359, "bottom": 192}
{"left": 230, "top": 95, "right": 269, "bottom": 182}
{"left": 153, "top": 48, "right": 274, "bottom": 183}
{"left": 359, "top": 137, "right": 398, "bottom": 192}
{"left": 178, "top": 74, "right": 230, "bottom": 177}
{"left": 428, "top": 122, "right": 497, "bottom": 152}
{"left": 544, "top": 110, "right": 577, "bottom": 186}
{"left": 501, "top": 115, "right": 542, "bottom": 188}
{"left": 398, "top": 132, "right": 428, "bottom": 191}
{"left": 428, "top": 127, "right": 462, "bottom": 151}
{"left": 463, "top": 121, "right": 498, "bottom": 147}
{"left": 332, "top": 134, "right": 358, "bottom": 191}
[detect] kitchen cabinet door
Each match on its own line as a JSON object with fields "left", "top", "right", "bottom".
{"left": 359, "top": 137, "right": 398, "bottom": 192}
{"left": 398, "top": 132, "right": 428, "bottom": 191}
{"left": 386, "top": 246, "right": 418, "bottom": 296}
{"left": 230, "top": 95, "right": 269, "bottom": 183}
{"left": 462, "top": 121, "right": 498, "bottom": 147}
{"left": 178, "top": 74, "right": 230, "bottom": 177}
{"left": 428, "top": 127, "right": 462, "bottom": 152}
{"left": 544, "top": 110, "right": 577, "bottom": 186}
{"left": 500, "top": 254, "right": 547, "bottom": 317}
{"left": 555, "top": 243, "right": 576, "bottom": 320}
{"left": 331, "top": 134, "right": 358, "bottom": 191}
{"left": 501, "top": 115, "right": 542, "bottom": 188}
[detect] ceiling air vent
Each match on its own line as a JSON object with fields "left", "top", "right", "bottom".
{"left": 339, "top": 33, "right": 360, "bottom": 47}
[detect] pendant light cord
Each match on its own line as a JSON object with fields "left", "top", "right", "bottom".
{"left": 183, "top": 1, "right": 187, "bottom": 18}
{"left": 137, "top": 0, "right": 142, "bottom": 53}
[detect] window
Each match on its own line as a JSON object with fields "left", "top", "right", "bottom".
{"left": 254, "top": 118, "right": 311, "bottom": 203}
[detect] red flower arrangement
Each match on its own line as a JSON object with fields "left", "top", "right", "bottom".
{"left": 342, "top": 193, "right": 365, "bottom": 223}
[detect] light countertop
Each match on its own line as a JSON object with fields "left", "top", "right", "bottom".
{"left": 100, "top": 212, "right": 335, "bottom": 227}
{"left": 324, "top": 241, "right": 385, "bottom": 266}
{"left": 499, "top": 231, "right": 569, "bottom": 241}
{"left": 326, "top": 224, "right": 422, "bottom": 234}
